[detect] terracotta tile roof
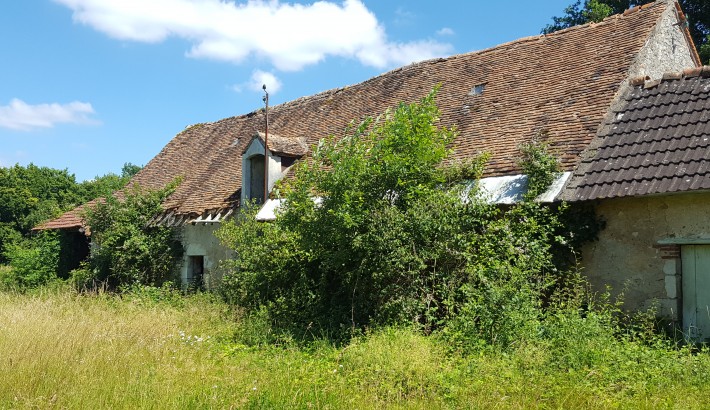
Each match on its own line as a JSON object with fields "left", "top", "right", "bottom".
{"left": 32, "top": 199, "right": 99, "bottom": 233}
{"left": 44, "top": 1, "right": 670, "bottom": 229}
{"left": 563, "top": 66, "right": 710, "bottom": 201}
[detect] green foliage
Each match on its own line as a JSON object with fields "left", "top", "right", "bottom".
{"left": 2, "top": 231, "right": 60, "bottom": 289}
{"left": 0, "top": 162, "right": 142, "bottom": 267}
{"left": 217, "top": 90, "right": 593, "bottom": 347}
{"left": 68, "top": 263, "right": 98, "bottom": 291}
{"left": 82, "top": 181, "right": 183, "bottom": 289}
{"left": 338, "top": 328, "right": 447, "bottom": 401}
{"left": 0, "top": 164, "right": 78, "bottom": 259}
{"left": 680, "top": 0, "right": 710, "bottom": 64}
{"left": 543, "top": 0, "right": 710, "bottom": 62}
{"left": 701, "top": 33, "right": 710, "bottom": 64}
{"left": 585, "top": 0, "right": 614, "bottom": 22}
{"left": 518, "top": 131, "right": 561, "bottom": 200}
{"left": 74, "top": 162, "right": 142, "bottom": 203}
{"left": 121, "top": 162, "right": 142, "bottom": 179}
{"left": 4, "top": 288, "right": 710, "bottom": 408}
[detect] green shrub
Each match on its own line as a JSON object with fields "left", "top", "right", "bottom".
{"left": 217, "top": 89, "right": 593, "bottom": 347}
{"left": 0, "top": 264, "right": 15, "bottom": 290}
{"left": 2, "top": 231, "right": 60, "bottom": 289}
{"left": 82, "top": 181, "right": 183, "bottom": 289}
{"left": 68, "top": 264, "right": 100, "bottom": 291}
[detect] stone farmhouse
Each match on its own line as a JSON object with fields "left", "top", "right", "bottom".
{"left": 39, "top": 1, "right": 710, "bottom": 338}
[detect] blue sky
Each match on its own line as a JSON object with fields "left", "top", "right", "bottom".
{"left": 1, "top": 0, "right": 572, "bottom": 181}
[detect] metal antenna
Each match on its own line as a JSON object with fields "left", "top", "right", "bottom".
{"left": 262, "top": 84, "right": 269, "bottom": 205}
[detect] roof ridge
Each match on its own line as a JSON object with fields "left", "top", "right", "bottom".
{"left": 207, "top": 0, "right": 668, "bottom": 126}
{"left": 629, "top": 66, "right": 710, "bottom": 87}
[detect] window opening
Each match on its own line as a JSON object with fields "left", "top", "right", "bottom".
{"left": 281, "top": 156, "right": 297, "bottom": 172}
{"left": 188, "top": 255, "right": 205, "bottom": 289}
{"left": 469, "top": 83, "right": 486, "bottom": 96}
{"left": 249, "top": 154, "right": 265, "bottom": 204}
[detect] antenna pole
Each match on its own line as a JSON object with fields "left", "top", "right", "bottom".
{"left": 262, "top": 84, "right": 269, "bottom": 205}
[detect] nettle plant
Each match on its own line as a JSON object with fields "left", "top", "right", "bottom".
{"left": 217, "top": 89, "right": 597, "bottom": 346}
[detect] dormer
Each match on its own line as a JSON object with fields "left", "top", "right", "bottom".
{"left": 241, "top": 132, "right": 308, "bottom": 206}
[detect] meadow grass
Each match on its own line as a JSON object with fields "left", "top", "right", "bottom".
{"left": 2, "top": 286, "right": 710, "bottom": 409}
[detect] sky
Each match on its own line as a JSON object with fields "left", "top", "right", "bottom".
{"left": 0, "top": 0, "right": 573, "bottom": 181}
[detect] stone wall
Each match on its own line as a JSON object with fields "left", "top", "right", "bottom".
{"left": 629, "top": 1, "right": 698, "bottom": 80}
{"left": 582, "top": 191, "right": 710, "bottom": 321}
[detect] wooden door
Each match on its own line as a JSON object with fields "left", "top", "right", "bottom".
{"left": 682, "top": 245, "right": 710, "bottom": 341}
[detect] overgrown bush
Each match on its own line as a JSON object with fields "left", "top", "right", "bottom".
{"left": 81, "top": 181, "right": 183, "bottom": 289}
{"left": 217, "top": 89, "right": 597, "bottom": 346}
{"left": 2, "top": 231, "right": 60, "bottom": 289}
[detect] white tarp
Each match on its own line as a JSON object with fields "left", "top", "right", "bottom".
{"left": 256, "top": 172, "right": 572, "bottom": 221}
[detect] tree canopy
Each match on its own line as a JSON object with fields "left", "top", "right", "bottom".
{"left": 0, "top": 162, "right": 142, "bottom": 262}
{"left": 543, "top": 0, "right": 710, "bottom": 64}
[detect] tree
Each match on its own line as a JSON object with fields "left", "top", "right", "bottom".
{"left": 0, "top": 164, "right": 78, "bottom": 260}
{"left": 74, "top": 162, "right": 143, "bottom": 204}
{"left": 543, "top": 0, "right": 710, "bottom": 64}
{"left": 121, "top": 162, "right": 142, "bottom": 179}
{"left": 0, "top": 162, "right": 144, "bottom": 277}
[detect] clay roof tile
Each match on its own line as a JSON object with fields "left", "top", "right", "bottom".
{"left": 42, "top": 1, "right": 671, "bottom": 227}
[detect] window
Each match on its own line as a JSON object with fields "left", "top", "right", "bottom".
{"left": 281, "top": 156, "right": 297, "bottom": 172}
{"left": 188, "top": 255, "right": 204, "bottom": 289}
{"left": 469, "top": 83, "right": 486, "bottom": 96}
{"left": 249, "top": 154, "right": 265, "bottom": 204}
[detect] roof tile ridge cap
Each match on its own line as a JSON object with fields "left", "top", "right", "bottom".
{"left": 683, "top": 66, "right": 710, "bottom": 78}
{"left": 262, "top": 56, "right": 453, "bottom": 113}
{"left": 469, "top": 34, "right": 555, "bottom": 54}
{"left": 622, "top": 0, "right": 662, "bottom": 16}
{"left": 236, "top": 2, "right": 668, "bottom": 117}
{"left": 241, "top": 36, "right": 554, "bottom": 114}
{"left": 217, "top": 5, "right": 667, "bottom": 120}
{"left": 628, "top": 66, "right": 710, "bottom": 88}
{"left": 182, "top": 121, "right": 213, "bottom": 130}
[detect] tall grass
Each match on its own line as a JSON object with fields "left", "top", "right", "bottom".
{"left": 2, "top": 287, "right": 710, "bottom": 409}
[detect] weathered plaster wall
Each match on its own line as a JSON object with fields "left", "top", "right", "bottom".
{"left": 582, "top": 191, "right": 710, "bottom": 320}
{"left": 629, "top": 2, "right": 697, "bottom": 80}
{"left": 180, "top": 223, "right": 233, "bottom": 289}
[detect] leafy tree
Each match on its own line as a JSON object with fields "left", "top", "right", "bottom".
{"left": 74, "top": 162, "right": 142, "bottom": 204}
{"left": 0, "top": 164, "right": 78, "bottom": 260}
{"left": 80, "top": 180, "right": 183, "bottom": 289}
{"left": 121, "top": 162, "right": 142, "bottom": 179}
{"left": 217, "top": 90, "right": 592, "bottom": 347}
{"left": 543, "top": 0, "right": 710, "bottom": 64}
{"left": 0, "top": 162, "right": 143, "bottom": 265}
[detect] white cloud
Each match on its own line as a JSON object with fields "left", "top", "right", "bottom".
{"left": 393, "top": 7, "right": 415, "bottom": 26}
{"left": 233, "top": 69, "right": 283, "bottom": 94}
{"left": 436, "top": 27, "right": 455, "bottom": 36}
{"left": 53, "top": 0, "right": 453, "bottom": 71}
{"left": 249, "top": 70, "right": 282, "bottom": 94}
{"left": 0, "top": 99, "right": 98, "bottom": 131}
